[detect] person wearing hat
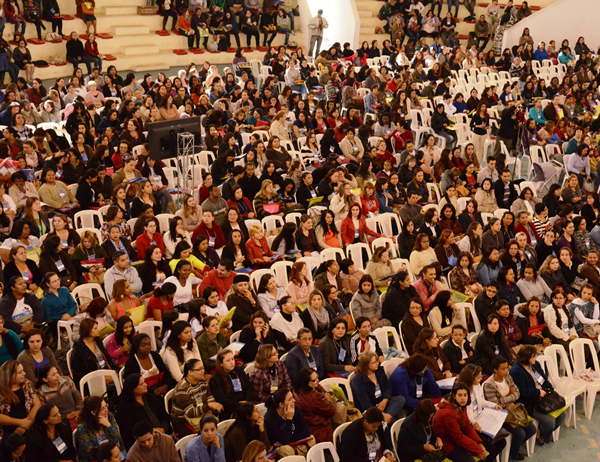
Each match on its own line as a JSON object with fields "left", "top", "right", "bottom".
{"left": 228, "top": 273, "right": 259, "bottom": 332}
{"left": 307, "top": 9, "right": 328, "bottom": 57}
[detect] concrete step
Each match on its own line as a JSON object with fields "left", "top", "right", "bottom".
{"left": 122, "top": 44, "right": 160, "bottom": 56}
{"left": 357, "top": 9, "right": 373, "bottom": 18}
{"left": 361, "top": 16, "right": 385, "bottom": 27}
{"left": 111, "top": 24, "right": 150, "bottom": 36}
{"left": 355, "top": 0, "right": 382, "bottom": 14}
{"left": 103, "top": 6, "right": 139, "bottom": 15}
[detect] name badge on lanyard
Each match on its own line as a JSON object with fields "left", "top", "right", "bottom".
{"left": 21, "top": 270, "right": 30, "bottom": 282}
{"left": 374, "top": 383, "right": 382, "bottom": 398}
{"left": 58, "top": 189, "right": 66, "bottom": 198}
{"left": 209, "top": 236, "right": 216, "bottom": 247}
{"left": 310, "top": 189, "right": 317, "bottom": 198}
{"left": 308, "top": 353, "right": 316, "bottom": 369}
{"left": 232, "top": 377, "right": 242, "bottom": 392}
{"left": 368, "top": 443, "right": 378, "bottom": 461}
{"left": 338, "top": 348, "right": 347, "bottom": 362}
{"left": 53, "top": 436, "right": 68, "bottom": 454}
{"left": 81, "top": 151, "right": 88, "bottom": 162}
{"left": 61, "top": 238, "right": 68, "bottom": 248}
{"left": 495, "top": 345, "right": 500, "bottom": 355}
{"left": 533, "top": 371, "right": 545, "bottom": 385}
{"left": 55, "top": 259, "right": 66, "bottom": 272}
{"left": 416, "top": 379, "right": 423, "bottom": 398}
{"left": 563, "top": 323, "right": 570, "bottom": 334}
{"left": 437, "top": 357, "right": 443, "bottom": 371}
{"left": 270, "top": 379, "right": 279, "bottom": 393}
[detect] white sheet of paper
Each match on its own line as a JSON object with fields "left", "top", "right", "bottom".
{"left": 475, "top": 408, "right": 509, "bottom": 438}
{"left": 436, "top": 376, "right": 457, "bottom": 389}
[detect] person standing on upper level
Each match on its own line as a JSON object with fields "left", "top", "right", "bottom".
{"left": 307, "top": 9, "right": 328, "bottom": 57}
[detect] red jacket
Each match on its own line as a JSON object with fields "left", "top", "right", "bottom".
{"left": 514, "top": 222, "right": 540, "bottom": 244}
{"left": 84, "top": 40, "right": 99, "bottom": 58}
{"left": 135, "top": 230, "right": 165, "bottom": 260}
{"left": 377, "top": 149, "right": 396, "bottom": 166}
{"left": 227, "top": 198, "right": 253, "bottom": 218}
{"left": 191, "top": 222, "right": 226, "bottom": 249}
{"left": 340, "top": 215, "right": 381, "bottom": 246}
{"left": 432, "top": 400, "right": 483, "bottom": 457}
{"left": 390, "top": 129, "right": 414, "bottom": 152}
{"left": 360, "top": 197, "right": 379, "bottom": 216}
{"left": 246, "top": 237, "right": 272, "bottom": 266}
{"left": 293, "top": 387, "right": 336, "bottom": 443}
{"left": 197, "top": 268, "right": 235, "bottom": 300}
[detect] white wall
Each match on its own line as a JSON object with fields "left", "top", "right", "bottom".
{"left": 297, "top": 0, "right": 360, "bottom": 52}
{"left": 503, "top": 0, "right": 600, "bottom": 52}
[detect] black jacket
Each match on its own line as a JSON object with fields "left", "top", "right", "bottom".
{"left": 116, "top": 392, "right": 171, "bottom": 449}
{"left": 66, "top": 38, "right": 84, "bottom": 59}
{"left": 340, "top": 417, "right": 393, "bottom": 462}
{"left": 238, "top": 174, "right": 261, "bottom": 202}
{"left": 209, "top": 366, "right": 255, "bottom": 420}
{"left": 516, "top": 314, "right": 550, "bottom": 345}
{"left": 397, "top": 413, "right": 438, "bottom": 462}
{"left": 382, "top": 284, "right": 417, "bottom": 327}
{"left": 25, "top": 419, "right": 77, "bottom": 462}
{"left": 472, "top": 330, "right": 513, "bottom": 375}
{"left": 442, "top": 338, "right": 474, "bottom": 373}
{"left": 494, "top": 179, "right": 518, "bottom": 208}
{"left": 70, "top": 337, "right": 117, "bottom": 386}
{"left": 296, "top": 183, "right": 319, "bottom": 210}
{"left": 473, "top": 291, "right": 498, "bottom": 327}
{"left": 318, "top": 334, "right": 352, "bottom": 373}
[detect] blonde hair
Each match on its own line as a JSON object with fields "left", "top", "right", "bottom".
{"left": 567, "top": 174, "right": 580, "bottom": 190}
{"left": 356, "top": 350, "right": 378, "bottom": 375}
{"left": 79, "top": 230, "right": 98, "bottom": 248}
{"left": 248, "top": 224, "right": 263, "bottom": 238}
{"left": 258, "top": 179, "right": 274, "bottom": 198}
{"left": 254, "top": 343, "right": 276, "bottom": 370}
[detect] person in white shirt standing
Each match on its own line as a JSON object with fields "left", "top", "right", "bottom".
{"left": 307, "top": 9, "right": 328, "bottom": 57}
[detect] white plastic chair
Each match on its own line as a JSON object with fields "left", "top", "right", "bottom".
{"left": 306, "top": 442, "right": 339, "bottom": 462}
{"left": 391, "top": 417, "right": 405, "bottom": 459}
{"left": 279, "top": 457, "right": 307, "bottom": 462}
{"left": 286, "top": 212, "right": 303, "bottom": 226}
{"left": 229, "top": 330, "right": 241, "bottom": 344}
{"left": 137, "top": 320, "right": 162, "bottom": 351}
{"left": 320, "top": 247, "right": 345, "bottom": 262}
{"left": 371, "top": 237, "right": 398, "bottom": 258}
{"left": 262, "top": 215, "right": 285, "bottom": 232}
{"left": 544, "top": 344, "right": 585, "bottom": 427}
{"left": 569, "top": 338, "right": 600, "bottom": 419}
{"left": 175, "top": 434, "right": 195, "bottom": 459}
{"left": 272, "top": 260, "right": 293, "bottom": 288}
{"left": 245, "top": 363, "right": 256, "bottom": 376}
{"left": 382, "top": 358, "right": 402, "bottom": 378}
{"left": 297, "top": 256, "right": 320, "bottom": 280}
{"left": 155, "top": 213, "right": 175, "bottom": 233}
{"left": 332, "top": 421, "right": 350, "bottom": 450}
{"left": 57, "top": 319, "right": 76, "bottom": 349}
{"left": 66, "top": 349, "right": 73, "bottom": 377}
{"left": 216, "top": 418, "right": 235, "bottom": 435}
{"left": 74, "top": 210, "right": 104, "bottom": 229}
{"left": 71, "top": 283, "right": 106, "bottom": 308}
{"left": 376, "top": 212, "right": 402, "bottom": 237}
{"left": 79, "top": 370, "right": 122, "bottom": 398}
{"left": 249, "top": 268, "right": 276, "bottom": 292}
{"left": 397, "top": 321, "right": 409, "bottom": 353}
{"left": 319, "top": 377, "right": 354, "bottom": 402}
{"left": 346, "top": 243, "right": 373, "bottom": 272}
{"left": 373, "top": 326, "right": 402, "bottom": 352}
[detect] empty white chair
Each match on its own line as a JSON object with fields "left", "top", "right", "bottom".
{"left": 569, "top": 338, "right": 600, "bottom": 419}
{"left": 320, "top": 247, "right": 345, "bottom": 262}
{"left": 175, "top": 434, "right": 195, "bottom": 459}
{"left": 155, "top": 213, "right": 175, "bottom": 233}
{"left": 346, "top": 243, "right": 373, "bottom": 272}
{"left": 74, "top": 210, "right": 103, "bottom": 229}
{"left": 373, "top": 326, "right": 401, "bottom": 352}
{"left": 307, "top": 442, "right": 339, "bottom": 462}
{"left": 262, "top": 215, "right": 285, "bottom": 233}
{"left": 371, "top": 237, "right": 398, "bottom": 258}
{"left": 79, "top": 370, "right": 122, "bottom": 398}
{"left": 320, "top": 377, "right": 353, "bottom": 402}
{"left": 71, "top": 283, "right": 106, "bottom": 308}
{"left": 216, "top": 418, "right": 235, "bottom": 435}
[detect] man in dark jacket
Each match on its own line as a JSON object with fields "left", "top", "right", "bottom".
{"left": 474, "top": 282, "right": 499, "bottom": 326}
{"left": 494, "top": 168, "right": 518, "bottom": 208}
{"left": 543, "top": 94, "right": 568, "bottom": 124}
{"left": 443, "top": 325, "right": 475, "bottom": 373}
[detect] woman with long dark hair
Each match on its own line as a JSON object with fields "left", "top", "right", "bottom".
{"left": 74, "top": 396, "right": 123, "bottom": 462}
{"left": 115, "top": 373, "right": 170, "bottom": 449}
{"left": 161, "top": 320, "right": 201, "bottom": 382}
{"left": 472, "top": 314, "right": 513, "bottom": 376}
{"left": 24, "top": 404, "right": 77, "bottom": 461}
{"left": 105, "top": 315, "right": 135, "bottom": 368}
{"left": 223, "top": 401, "right": 269, "bottom": 462}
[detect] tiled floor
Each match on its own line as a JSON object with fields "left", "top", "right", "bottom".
{"left": 527, "top": 394, "right": 600, "bottom": 461}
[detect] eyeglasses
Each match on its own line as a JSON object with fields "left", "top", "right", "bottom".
{"left": 192, "top": 368, "right": 205, "bottom": 373}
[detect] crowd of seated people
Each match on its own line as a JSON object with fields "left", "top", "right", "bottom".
{"left": 0, "top": 2, "right": 599, "bottom": 459}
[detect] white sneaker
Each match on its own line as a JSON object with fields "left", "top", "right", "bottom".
{"left": 291, "top": 31, "right": 296, "bottom": 35}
